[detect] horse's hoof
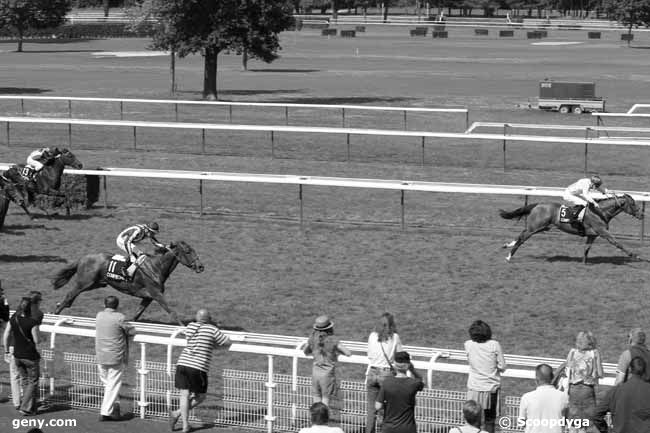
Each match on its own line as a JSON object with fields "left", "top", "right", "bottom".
{"left": 505, "top": 255, "right": 511, "bottom": 262}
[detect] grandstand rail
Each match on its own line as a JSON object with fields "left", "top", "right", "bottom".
{"left": 0, "top": 163, "right": 647, "bottom": 238}
{"left": 0, "top": 95, "right": 469, "bottom": 131}
{"left": 4, "top": 116, "right": 650, "bottom": 174}
{"left": 35, "top": 312, "right": 618, "bottom": 414}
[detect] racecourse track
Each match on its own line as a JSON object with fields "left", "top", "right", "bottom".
{"left": 0, "top": 28, "right": 649, "bottom": 391}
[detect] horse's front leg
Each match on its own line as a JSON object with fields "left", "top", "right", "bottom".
{"left": 597, "top": 229, "right": 638, "bottom": 259}
{"left": 132, "top": 298, "right": 153, "bottom": 322}
{"left": 145, "top": 286, "right": 183, "bottom": 326}
{"left": 583, "top": 236, "right": 597, "bottom": 264}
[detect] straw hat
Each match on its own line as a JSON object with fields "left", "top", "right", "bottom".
{"left": 313, "top": 315, "right": 334, "bottom": 331}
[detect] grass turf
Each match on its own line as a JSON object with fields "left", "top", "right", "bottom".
{"left": 0, "top": 29, "right": 649, "bottom": 403}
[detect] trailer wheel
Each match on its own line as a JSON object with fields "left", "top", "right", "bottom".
{"left": 559, "top": 105, "right": 570, "bottom": 114}
{"left": 573, "top": 106, "right": 583, "bottom": 114}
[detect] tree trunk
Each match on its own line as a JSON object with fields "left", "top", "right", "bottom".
{"left": 170, "top": 50, "right": 176, "bottom": 95}
{"left": 332, "top": 0, "right": 338, "bottom": 20}
{"left": 17, "top": 28, "right": 23, "bottom": 53}
{"left": 203, "top": 47, "right": 218, "bottom": 100}
{"left": 383, "top": 4, "right": 389, "bottom": 21}
{"left": 242, "top": 48, "right": 248, "bottom": 71}
{"left": 103, "top": 0, "right": 110, "bottom": 17}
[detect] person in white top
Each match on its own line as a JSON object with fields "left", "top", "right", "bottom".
{"left": 366, "top": 312, "right": 402, "bottom": 433}
{"left": 449, "top": 400, "right": 490, "bottom": 433}
{"left": 563, "top": 175, "right": 611, "bottom": 223}
{"left": 518, "top": 364, "right": 568, "bottom": 433}
{"left": 299, "top": 402, "right": 345, "bottom": 433}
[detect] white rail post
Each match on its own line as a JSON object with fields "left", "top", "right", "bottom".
{"left": 291, "top": 341, "right": 303, "bottom": 425}
{"left": 138, "top": 342, "right": 150, "bottom": 419}
{"left": 48, "top": 318, "right": 73, "bottom": 397}
{"left": 299, "top": 184, "right": 304, "bottom": 230}
{"left": 584, "top": 127, "right": 590, "bottom": 175}
{"left": 503, "top": 124, "right": 508, "bottom": 171}
{"left": 400, "top": 190, "right": 405, "bottom": 231}
{"left": 264, "top": 354, "right": 277, "bottom": 433}
{"left": 425, "top": 352, "right": 442, "bottom": 388}
{"left": 166, "top": 328, "right": 184, "bottom": 414}
{"left": 641, "top": 202, "right": 646, "bottom": 243}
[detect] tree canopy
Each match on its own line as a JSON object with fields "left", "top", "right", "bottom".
{"left": 152, "top": 0, "right": 294, "bottom": 99}
{"left": 0, "top": 0, "right": 71, "bottom": 52}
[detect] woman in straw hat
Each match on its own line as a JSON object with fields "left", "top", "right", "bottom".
{"left": 302, "top": 315, "right": 352, "bottom": 406}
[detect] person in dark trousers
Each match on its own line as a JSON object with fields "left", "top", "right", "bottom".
{"left": 375, "top": 351, "right": 424, "bottom": 433}
{"left": 615, "top": 328, "right": 650, "bottom": 384}
{"left": 594, "top": 356, "right": 650, "bottom": 433}
{"left": 2, "top": 297, "right": 41, "bottom": 416}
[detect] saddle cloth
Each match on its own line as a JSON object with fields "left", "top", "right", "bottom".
{"left": 19, "top": 165, "right": 35, "bottom": 181}
{"left": 559, "top": 205, "right": 585, "bottom": 224}
{"left": 106, "top": 254, "right": 128, "bottom": 282}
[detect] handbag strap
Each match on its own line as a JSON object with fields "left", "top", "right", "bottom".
{"left": 11, "top": 314, "right": 36, "bottom": 347}
{"left": 379, "top": 338, "right": 396, "bottom": 372}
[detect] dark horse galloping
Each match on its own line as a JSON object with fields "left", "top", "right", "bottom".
{"left": 500, "top": 194, "right": 644, "bottom": 263}
{"left": 52, "top": 240, "right": 204, "bottom": 326}
{"left": 1, "top": 149, "right": 83, "bottom": 219}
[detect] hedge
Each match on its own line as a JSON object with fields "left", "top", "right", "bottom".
{"left": 0, "top": 22, "right": 159, "bottom": 39}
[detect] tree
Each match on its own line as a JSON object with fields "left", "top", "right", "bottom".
{"left": 153, "top": 0, "right": 294, "bottom": 100}
{"left": 604, "top": 0, "right": 650, "bottom": 45}
{"left": 126, "top": 0, "right": 179, "bottom": 94}
{"left": 0, "top": 0, "right": 71, "bottom": 52}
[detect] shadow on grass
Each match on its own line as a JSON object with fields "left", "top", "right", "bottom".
{"left": 247, "top": 68, "right": 320, "bottom": 73}
{"left": 19, "top": 49, "right": 99, "bottom": 54}
{"left": 542, "top": 255, "right": 634, "bottom": 264}
{"left": 5, "top": 223, "right": 60, "bottom": 231}
{"left": 0, "top": 254, "right": 67, "bottom": 263}
{"left": 176, "top": 89, "right": 306, "bottom": 98}
{"left": 0, "top": 87, "right": 50, "bottom": 94}
{"left": 0, "top": 38, "right": 97, "bottom": 45}
{"left": 275, "top": 96, "right": 417, "bottom": 105}
{"left": 33, "top": 213, "right": 107, "bottom": 221}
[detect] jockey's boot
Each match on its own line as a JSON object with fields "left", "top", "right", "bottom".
{"left": 125, "top": 263, "right": 138, "bottom": 280}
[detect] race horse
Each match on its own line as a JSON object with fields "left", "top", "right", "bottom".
{"left": 3, "top": 148, "right": 83, "bottom": 203}
{"left": 51, "top": 240, "right": 204, "bottom": 326}
{"left": 500, "top": 194, "right": 644, "bottom": 263}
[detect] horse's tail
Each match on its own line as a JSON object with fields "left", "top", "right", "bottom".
{"left": 52, "top": 261, "right": 79, "bottom": 290}
{"left": 499, "top": 203, "right": 539, "bottom": 220}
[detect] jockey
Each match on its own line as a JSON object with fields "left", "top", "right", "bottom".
{"left": 116, "top": 222, "right": 165, "bottom": 278}
{"left": 563, "top": 175, "right": 612, "bottom": 223}
{"left": 26, "top": 147, "right": 59, "bottom": 177}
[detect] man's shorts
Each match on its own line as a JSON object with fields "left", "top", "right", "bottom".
{"left": 175, "top": 365, "right": 208, "bottom": 394}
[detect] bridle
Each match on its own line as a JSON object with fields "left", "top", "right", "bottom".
{"left": 170, "top": 244, "right": 201, "bottom": 269}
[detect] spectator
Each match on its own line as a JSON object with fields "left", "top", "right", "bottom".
{"left": 449, "top": 400, "right": 489, "bottom": 433}
{"left": 0, "top": 281, "right": 16, "bottom": 408}
{"left": 302, "top": 315, "right": 352, "bottom": 407}
{"left": 366, "top": 312, "right": 402, "bottom": 433}
{"left": 518, "top": 364, "right": 568, "bottom": 433}
{"left": 4, "top": 289, "right": 44, "bottom": 411}
{"left": 298, "top": 402, "right": 345, "bottom": 433}
{"left": 594, "top": 357, "right": 650, "bottom": 433}
{"left": 95, "top": 295, "right": 135, "bottom": 421}
{"left": 28, "top": 291, "right": 44, "bottom": 325}
{"left": 464, "top": 320, "right": 506, "bottom": 433}
{"left": 2, "top": 297, "right": 41, "bottom": 416}
{"left": 374, "top": 351, "right": 424, "bottom": 433}
{"left": 169, "top": 309, "right": 230, "bottom": 433}
{"left": 0, "top": 280, "right": 9, "bottom": 323}
{"left": 615, "top": 328, "right": 650, "bottom": 384}
{"left": 564, "top": 331, "right": 603, "bottom": 427}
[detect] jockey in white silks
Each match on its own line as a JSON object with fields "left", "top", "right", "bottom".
{"left": 116, "top": 222, "right": 165, "bottom": 278}
{"left": 26, "top": 147, "right": 57, "bottom": 173}
{"left": 563, "top": 175, "right": 612, "bottom": 222}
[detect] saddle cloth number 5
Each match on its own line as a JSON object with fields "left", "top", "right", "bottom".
{"left": 560, "top": 207, "right": 568, "bottom": 219}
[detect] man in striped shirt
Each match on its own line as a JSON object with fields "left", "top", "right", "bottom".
{"left": 169, "top": 309, "right": 230, "bottom": 433}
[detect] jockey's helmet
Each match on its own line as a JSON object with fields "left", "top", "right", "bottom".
{"left": 590, "top": 175, "right": 602, "bottom": 187}
{"left": 146, "top": 222, "right": 159, "bottom": 233}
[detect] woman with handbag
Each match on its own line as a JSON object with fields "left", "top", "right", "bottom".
{"left": 366, "top": 312, "right": 403, "bottom": 433}
{"left": 2, "top": 297, "right": 41, "bottom": 416}
{"left": 564, "top": 331, "right": 603, "bottom": 432}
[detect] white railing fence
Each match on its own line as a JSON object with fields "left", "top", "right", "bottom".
{"left": 0, "top": 96, "right": 469, "bottom": 132}
{"left": 1, "top": 164, "right": 648, "bottom": 238}
{"left": 4, "top": 116, "right": 650, "bottom": 172}
{"left": 1, "top": 312, "right": 619, "bottom": 432}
